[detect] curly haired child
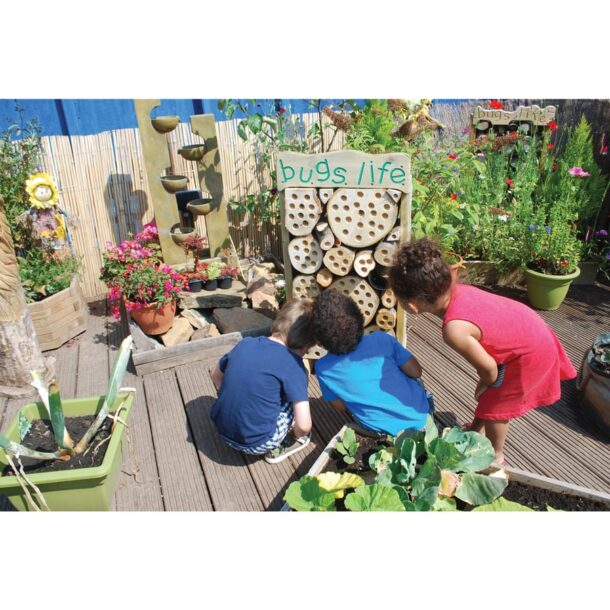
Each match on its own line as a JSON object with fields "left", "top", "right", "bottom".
{"left": 210, "top": 298, "right": 316, "bottom": 464}
{"left": 313, "top": 289, "right": 432, "bottom": 436}
{"left": 389, "top": 238, "right": 577, "bottom": 465}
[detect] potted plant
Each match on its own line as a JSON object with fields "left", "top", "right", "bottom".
{"left": 0, "top": 336, "right": 134, "bottom": 511}
{"left": 218, "top": 264, "right": 238, "bottom": 289}
{"left": 575, "top": 228, "right": 609, "bottom": 285}
{"left": 180, "top": 234, "right": 209, "bottom": 292}
{"left": 203, "top": 261, "right": 221, "bottom": 291}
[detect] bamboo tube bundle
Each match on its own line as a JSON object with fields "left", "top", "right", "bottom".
{"left": 323, "top": 246, "right": 355, "bottom": 277}
{"left": 292, "top": 274, "right": 321, "bottom": 299}
{"left": 381, "top": 288, "right": 397, "bottom": 308}
{"left": 327, "top": 188, "right": 398, "bottom": 247}
{"left": 316, "top": 268, "right": 334, "bottom": 288}
{"left": 353, "top": 250, "right": 375, "bottom": 278}
{"left": 376, "top": 307, "right": 397, "bottom": 331}
{"left": 284, "top": 188, "right": 322, "bottom": 236}
{"left": 374, "top": 241, "right": 396, "bottom": 267}
{"left": 314, "top": 221, "right": 335, "bottom": 251}
{"left": 330, "top": 276, "right": 379, "bottom": 326}
{"left": 288, "top": 235, "right": 323, "bottom": 274}
{"left": 318, "top": 188, "right": 334, "bottom": 204}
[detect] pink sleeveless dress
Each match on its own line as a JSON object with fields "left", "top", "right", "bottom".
{"left": 443, "top": 284, "right": 576, "bottom": 420}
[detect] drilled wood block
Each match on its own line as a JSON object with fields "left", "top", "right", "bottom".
{"left": 305, "top": 344, "right": 328, "bottom": 360}
{"left": 316, "top": 268, "right": 334, "bottom": 288}
{"left": 292, "top": 274, "right": 321, "bottom": 299}
{"left": 376, "top": 307, "right": 397, "bottom": 331}
{"left": 284, "top": 188, "right": 322, "bottom": 236}
{"left": 288, "top": 235, "right": 323, "bottom": 274}
{"left": 353, "top": 250, "right": 376, "bottom": 278}
{"left": 314, "top": 221, "right": 334, "bottom": 251}
{"left": 329, "top": 276, "right": 379, "bottom": 326}
{"left": 387, "top": 188, "right": 402, "bottom": 203}
{"left": 381, "top": 288, "right": 397, "bottom": 308}
{"left": 327, "top": 188, "right": 398, "bottom": 247}
{"left": 386, "top": 226, "right": 401, "bottom": 242}
{"left": 323, "top": 246, "right": 355, "bottom": 277}
{"left": 318, "top": 188, "right": 334, "bottom": 204}
{"left": 374, "top": 241, "right": 396, "bottom": 267}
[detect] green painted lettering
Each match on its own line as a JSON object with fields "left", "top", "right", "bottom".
{"left": 369, "top": 161, "right": 375, "bottom": 184}
{"left": 390, "top": 167, "right": 406, "bottom": 184}
{"left": 378, "top": 161, "right": 391, "bottom": 183}
{"left": 357, "top": 161, "right": 365, "bottom": 185}
{"left": 316, "top": 159, "right": 331, "bottom": 182}
{"left": 332, "top": 166, "right": 347, "bottom": 185}
{"left": 299, "top": 167, "right": 314, "bottom": 183}
{"left": 279, "top": 159, "right": 295, "bottom": 183}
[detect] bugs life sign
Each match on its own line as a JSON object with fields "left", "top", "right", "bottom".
{"left": 277, "top": 151, "right": 411, "bottom": 194}
{"left": 473, "top": 105, "right": 557, "bottom": 127}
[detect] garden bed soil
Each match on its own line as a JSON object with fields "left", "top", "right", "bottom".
{"left": 326, "top": 434, "right": 388, "bottom": 474}
{"left": 1, "top": 416, "right": 112, "bottom": 477}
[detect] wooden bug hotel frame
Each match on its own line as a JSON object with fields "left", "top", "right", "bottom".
{"left": 277, "top": 151, "right": 412, "bottom": 359}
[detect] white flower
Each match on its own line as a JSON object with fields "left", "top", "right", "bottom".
{"left": 275, "top": 279, "right": 286, "bottom": 288}
{"left": 498, "top": 215, "right": 508, "bottom": 222}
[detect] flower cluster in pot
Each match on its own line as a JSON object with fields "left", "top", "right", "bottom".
{"left": 100, "top": 221, "right": 187, "bottom": 318}
{"left": 582, "top": 228, "right": 610, "bottom": 280}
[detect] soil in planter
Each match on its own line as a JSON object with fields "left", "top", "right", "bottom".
{"left": 325, "top": 433, "right": 389, "bottom": 474}
{"left": 1, "top": 416, "right": 113, "bottom": 477}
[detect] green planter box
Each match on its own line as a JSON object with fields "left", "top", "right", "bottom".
{"left": 0, "top": 394, "right": 133, "bottom": 511}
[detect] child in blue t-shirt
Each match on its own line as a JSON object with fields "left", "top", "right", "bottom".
{"left": 210, "top": 298, "right": 315, "bottom": 463}
{"left": 313, "top": 289, "right": 431, "bottom": 436}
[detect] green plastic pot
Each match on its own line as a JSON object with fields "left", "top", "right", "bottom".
{"left": 525, "top": 267, "right": 581, "bottom": 310}
{"left": 0, "top": 394, "right": 133, "bottom": 511}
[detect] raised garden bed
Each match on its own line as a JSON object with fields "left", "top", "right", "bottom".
{"left": 281, "top": 424, "right": 610, "bottom": 511}
{"left": 27, "top": 275, "right": 88, "bottom": 351}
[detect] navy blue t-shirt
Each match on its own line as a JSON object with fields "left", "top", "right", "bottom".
{"left": 210, "top": 337, "right": 308, "bottom": 448}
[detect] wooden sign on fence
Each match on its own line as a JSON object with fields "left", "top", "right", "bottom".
{"left": 473, "top": 105, "right": 556, "bottom": 127}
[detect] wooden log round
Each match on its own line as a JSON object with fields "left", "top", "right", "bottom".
{"left": 314, "top": 221, "right": 335, "bottom": 251}
{"left": 327, "top": 188, "right": 398, "bottom": 247}
{"left": 318, "top": 188, "right": 334, "bottom": 204}
{"left": 386, "top": 188, "right": 402, "bottom": 203}
{"left": 304, "top": 344, "right": 328, "bottom": 360}
{"left": 363, "top": 324, "right": 380, "bottom": 335}
{"left": 284, "top": 188, "right": 322, "bottom": 236}
{"left": 292, "top": 274, "right": 321, "bottom": 299}
{"left": 381, "top": 288, "right": 397, "bottom": 308}
{"left": 375, "top": 307, "right": 396, "bottom": 331}
{"left": 353, "top": 250, "right": 376, "bottom": 278}
{"left": 386, "top": 226, "right": 401, "bottom": 242}
{"left": 374, "top": 241, "right": 396, "bottom": 267}
{"left": 316, "top": 268, "right": 334, "bottom": 288}
{"left": 288, "top": 235, "right": 323, "bottom": 274}
{"left": 323, "top": 246, "right": 355, "bottom": 277}
{"left": 329, "top": 276, "right": 379, "bottom": 326}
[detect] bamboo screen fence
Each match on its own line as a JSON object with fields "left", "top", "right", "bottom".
{"left": 35, "top": 100, "right": 609, "bottom": 298}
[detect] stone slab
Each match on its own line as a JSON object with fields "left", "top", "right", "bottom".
{"left": 212, "top": 307, "right": 273, "bottom": 335}
{"left": 160, "top": 317, "right": 194, "bottom": 346}
{"left": 178, "top": 281, "right": 246, "bottom": 310}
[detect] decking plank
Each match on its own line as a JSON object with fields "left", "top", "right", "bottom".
{"left": 143, "top": 369, "right": 213, "bottom": 511}
{"left": 107, "top": 316, "right": 164, "bottom": 512}
{"left": 75, "top": 300, "right": 109, "bottom": 397}
{"left": 175, "top": 361, "right": 264, "bottom": 511}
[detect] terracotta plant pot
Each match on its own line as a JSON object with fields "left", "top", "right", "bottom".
{"left": 203, "top": 279, "right": 218, "bottom": 292}
{"left": 218, "top": 277, "right": 233, "bottom": 290}
{"left": 525, "top": 267, "right": 581, "bottom": 310}
{"left": 128, "top": 300, "right": 176, "bottom": 335}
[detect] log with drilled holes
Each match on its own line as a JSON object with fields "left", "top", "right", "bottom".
{"left": 375, "top": 307, "right": 397, "bottom": 331}
{"left": 323, "top": 246, "right": 355, "bottom": 277}
{"left": 329, "top": 276, "right": 379, "bottom": 326}
{"left": 284, "top": 188, "right": 322, "bottom": 236}
{"left": 304, "top": 344, "right": 328, "bottom": 360}
{"left": 327, "top": 188, "right": 398, "bottom": 247}
{"left": 353, "top": 250, "right": 376, "bottom": 278}
{"left": 314, "top": 221, "right": 335, "bottom": 251}
{"left": 316, "top": 268, "right": 334, "bottom": 288}
{"left": 374, "top": 241, "right": 396, "bottom": 267}
{"left": 292, "top": 274, "right": 321, "bottom": 299}
{"left": 386, "top": 226, "right": 401, "bottom": 242}
{"left": 288, "top": 235, "right": 323, "bottom": 274}
{"left": 381, "top": 288, "right": 397, "bottom": 308}
{"left": 318, "top": 188, "right": 334, "bottom": 204}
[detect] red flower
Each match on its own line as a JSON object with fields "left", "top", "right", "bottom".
{"left": 547, "top": 120, "right": 559, "bottom": 132}
{"left": 448, "top": 153, "right": 457, "bottom": 160}
{"left": 601, "top": 145, "right": 609, "bottom": 155}
{"left": 561, "top": 261, "right": 568, "bottom": 267}
{"left": 489, "top": 100, "right": 504, "bottom": 110}
{"left": 552, "top": 162, "right": 558, "bottom": 171}
{"left": 450, "top": 193, "right": 458, "bottom": 200}
{"left": 547, "top": 143, "right": 555, "bottom": 151}
{"left": 278, "top": 108, "right": 286, "bottom": 114}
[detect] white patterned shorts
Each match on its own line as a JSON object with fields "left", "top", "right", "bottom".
{"left": 220, "top": 402, "right": 294, "bottom": 455}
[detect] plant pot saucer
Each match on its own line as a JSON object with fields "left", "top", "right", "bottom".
{"left": 187, "top": 194, "right": 214, "bottom": 215}
{"left": 178, "top": 144, "right": 206, "bottom": 161}
{"left": 161, "top": 175, "right": 188, "bottom": 193}
{"left": 151, "top": 116, "right": 180, "bottom": 133}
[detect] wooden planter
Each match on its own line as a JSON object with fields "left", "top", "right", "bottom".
{"left": 281, "top": 424, "right": 610, "bottom": 511}
{"left": 27, "top": 275, "right": 88, "bottom": 351}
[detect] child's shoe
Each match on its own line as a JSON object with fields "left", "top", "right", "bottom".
{"left": 264, "top": 433, "right": 311, "bottom": 464}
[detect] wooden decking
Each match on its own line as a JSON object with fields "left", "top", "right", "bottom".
{"left": 1, "top": 284, "right": 609, "bottom": 511}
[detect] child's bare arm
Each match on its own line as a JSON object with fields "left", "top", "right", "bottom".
{"left": 293, "top": 400, "right": 312, "bottom": 437}
{"left": 210, "top": 362, "right": 224, "bottom": 392}
{"left": 400, "top": 355, "right": 423, "bottom": 379}
{"left": 443, "top": 320, "right": 498, "bottom": 386}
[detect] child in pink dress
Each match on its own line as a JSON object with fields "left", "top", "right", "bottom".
{"left": 389, "top": 238, "right": 576, "bottom": 465}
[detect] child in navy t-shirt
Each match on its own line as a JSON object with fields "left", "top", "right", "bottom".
{"left": 313, "top": 289, "right": 431, "bottom": 436}
{"left": 210, "top": 299, "right": 315, "bottom": 463}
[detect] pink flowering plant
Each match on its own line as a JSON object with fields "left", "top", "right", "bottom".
{"left": 582, "top": 228, "right": 610, "bottom": 280}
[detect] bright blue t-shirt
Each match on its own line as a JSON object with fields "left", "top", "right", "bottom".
{"left": 316, "top": 331, "right": 430, "bottom": 436}
{"left": 210, "top": 336, "right": 308, "bottom": 448}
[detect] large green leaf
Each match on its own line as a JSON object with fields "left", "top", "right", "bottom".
{"left": 344, "top": 484, "right": 406, "bottom": 512}
{"left": 442, "top": 427, "right": 495, "bottom": 472}
{"left": 18, "top": 412, "right": 31, "bottom": 441}
{"left": 455, "top": 472, "right": 508, "bottom": 506}
{"left": 428, "top": 437, "right": 465, "bottom": 471}
{"left": 392, "top": 437, "right": 416, "bottom": 484}
{"left": 48, "top": 381, "right": 74, "bottom": 451}
{"left": 396, "top": 428, "right": 426, "bottom": 459}
{"left": 247, "top": 113, "right": 263, "bottom": 134}
{"left": 369, "top": 447, "right": 394, "bottom": 473}
{"left": 0, "top": 435, "right": 63, "bottom": 461}
{"left": 410, "top": 456, "right": 441, "bottom": 497}
{"left": 424, "top": 415, "right": 439, "bottom": 446}
{"left": 433, "top": 496, "right": 458, "bottom": 511}
{"left": 237, "top": 120, "right": 248, "bottom": 141}
{"left": 284, "top": 476, "right": 336, "bottom": 511}
{"left": 317, "top": 472, "right": 364, "bottom": 498}
{"left": 472, "top": 497, "right": 533, "bottom": 512}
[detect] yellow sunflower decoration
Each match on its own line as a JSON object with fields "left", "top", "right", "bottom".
{"left": 25, "top": 172, "right": 60, "bottom": 209}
